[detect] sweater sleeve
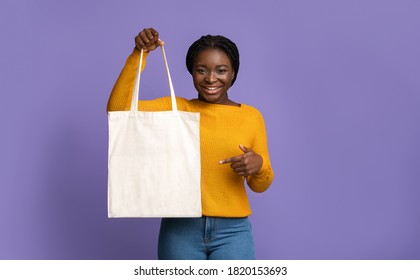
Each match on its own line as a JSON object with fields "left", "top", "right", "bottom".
{"left": 107, "top": 48, "right": 150, "bottom": 112}
{"left": 107, "top": 48, "right": 191, "bottom": 112}
{"left": 246, "top": 108, "right": 274, "bottom": 193}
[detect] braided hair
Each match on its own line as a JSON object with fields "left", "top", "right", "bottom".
{"left": 186, "top": 35, "right": 240, "bottom": 86}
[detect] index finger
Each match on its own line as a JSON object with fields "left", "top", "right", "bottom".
{"left": 150, "top": 28, "right": 164, "bottom": 46}
{"left": 144, "top": 28, "right": 158, "bottom": 44}
{"left": 149, "top": 28, "right": 159, "bottom": 38}
{"left": 219, "top": 155, "right": 243, "bottom": 164}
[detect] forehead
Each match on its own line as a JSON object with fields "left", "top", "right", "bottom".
{"left": 194, "top": 48, "right": 232, "bottom": 67}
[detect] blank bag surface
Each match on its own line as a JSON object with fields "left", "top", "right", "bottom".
{"left": 107, "top": 47, "right": 201, "bottom": 217}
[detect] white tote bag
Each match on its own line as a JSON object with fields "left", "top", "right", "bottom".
{"left": 108, "top": 47, "right": 201, "bottom": 218}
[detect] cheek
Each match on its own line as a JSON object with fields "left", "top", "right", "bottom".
{"left": 192, "top": 75, "right": 201, "bottom": 90}
{"left": 223, "top": 73, "right": 234, "bottom": 84}
{"left": 192, "top": 75, "right": 199, "bottom": 84}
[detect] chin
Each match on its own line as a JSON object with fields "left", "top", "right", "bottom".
{"left": 200, "top": 94, "right": 221, "bottom": 103}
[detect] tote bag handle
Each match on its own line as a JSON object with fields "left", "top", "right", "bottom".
{"left": 130, "top": 46, "right": 178, "bottom": 114}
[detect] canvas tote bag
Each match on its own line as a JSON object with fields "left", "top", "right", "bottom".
{"left": 108, "top": 47, "right": 201, "bottom": 217}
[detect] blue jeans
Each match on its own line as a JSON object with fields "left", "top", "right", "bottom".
{"left": 158, "top": 216, "right": 255, "bottom": 260}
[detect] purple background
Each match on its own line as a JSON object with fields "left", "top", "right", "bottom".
{"left": 1, "top": 0, "right": 419, "bottom": 259}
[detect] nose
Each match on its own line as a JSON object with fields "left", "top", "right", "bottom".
{"left": 205, "top": 71, "right": 217, "bottom": 83}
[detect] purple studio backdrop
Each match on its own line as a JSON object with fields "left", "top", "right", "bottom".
{"left": 1, "top": 0, "right": 419, "bottom": 260}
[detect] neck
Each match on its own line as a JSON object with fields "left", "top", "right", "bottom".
{"left": 197, "top": 94, "right": 240, "bottom": 107}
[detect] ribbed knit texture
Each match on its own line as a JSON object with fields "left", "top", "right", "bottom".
{"left": 107, "top": 49, "right": 274, "bottom": 217}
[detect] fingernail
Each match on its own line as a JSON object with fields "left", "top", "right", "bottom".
{"left": 219, "top": 160, "right": 224, "bottom": 164}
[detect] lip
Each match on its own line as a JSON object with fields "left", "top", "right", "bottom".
{"left": 201, "top": 85, "right": 223, "bottom": 95}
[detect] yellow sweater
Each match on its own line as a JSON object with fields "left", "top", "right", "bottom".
{"left": 107, "top": 49, "right": 274, "bottom": 217}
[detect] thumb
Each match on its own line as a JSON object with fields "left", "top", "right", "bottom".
{"left": 239, "top": 144, "right": 251, "bottom": 153}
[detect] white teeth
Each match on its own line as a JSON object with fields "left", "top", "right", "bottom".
{"left": 206, "top": 87, "right": 219, "bottom": 90}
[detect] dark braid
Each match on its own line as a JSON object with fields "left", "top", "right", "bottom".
{"left": 186, "top": 35, "right": 240, "bottom": 86}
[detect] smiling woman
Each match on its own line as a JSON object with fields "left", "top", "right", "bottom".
{"left": 107, "top": 28, "right": 274, "bottom": 260}
{"left": 192, "top": 49, "right": 238, "bottom": 106}
{"left": 185, "top": 35, "right": 240, "bottom": 106}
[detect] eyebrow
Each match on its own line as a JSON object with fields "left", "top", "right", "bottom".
{"left": 195, "top": 64, "right": 230, "bottom": 68}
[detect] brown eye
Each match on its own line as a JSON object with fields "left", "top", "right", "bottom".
{"left": 196, "top": 68, "right": 207, "bottom": 74}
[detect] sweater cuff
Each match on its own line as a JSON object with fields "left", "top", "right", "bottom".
{"left": 253, "top": 156, "right": 272, "bottom": 182}
{"left": 131, "top": 47, "right": 149, "bottom": 61}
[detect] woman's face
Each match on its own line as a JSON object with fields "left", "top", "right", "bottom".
{"left": 192, "top": 48, "right": 235, "bottom": 105}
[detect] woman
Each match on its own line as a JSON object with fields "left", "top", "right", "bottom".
{"left": 107, "top": 28, "right": 274, "bottom": 260}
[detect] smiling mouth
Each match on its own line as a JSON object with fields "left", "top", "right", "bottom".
{"left": 202, "top": 86, "right": 222, "bottom": 94}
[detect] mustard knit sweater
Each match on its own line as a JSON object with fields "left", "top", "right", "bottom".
{"left": 107, "top": 49, "right": 274, "bottom": 217}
